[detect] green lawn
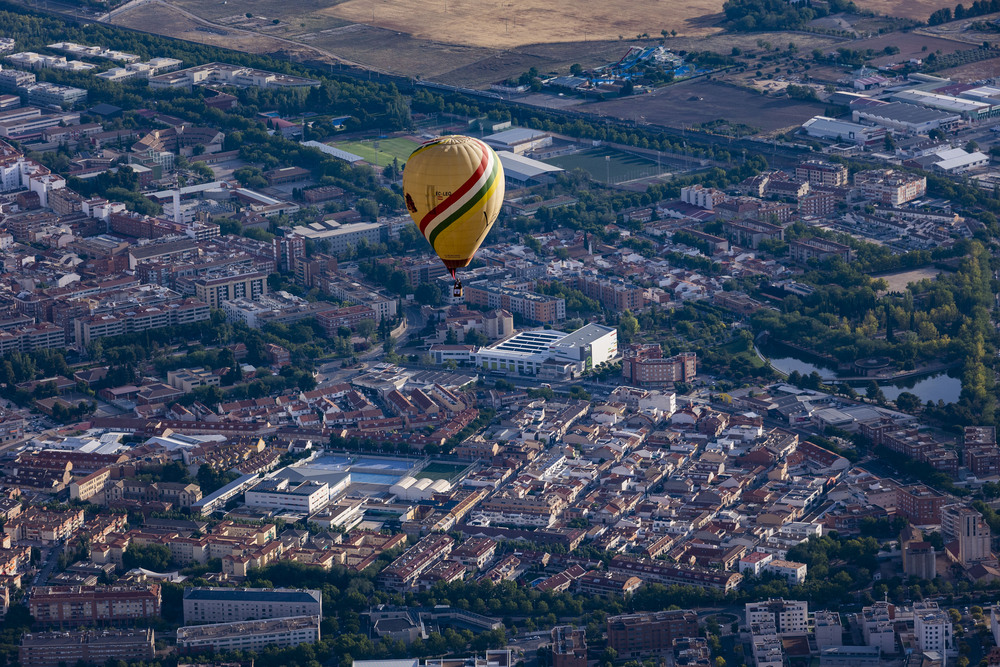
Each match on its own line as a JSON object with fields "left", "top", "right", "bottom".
{"left": 333, "top": 137, "right": 419, "bottom": 166}
{"left": 414, "top": 462, "right": 467, "bottom": 481}
{"left": 544, "top": 147, "right": 663, "bottom": 184}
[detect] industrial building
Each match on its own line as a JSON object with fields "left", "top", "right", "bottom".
{"left": 851, "top": 101, "right": 960, "bottom": 134}
{"left": 801, "top": 116, "right": 885, "bottom": 146}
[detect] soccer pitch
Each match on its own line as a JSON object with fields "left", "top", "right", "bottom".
{"left": 334, "top": 137, "right": 419, "bottom": 166}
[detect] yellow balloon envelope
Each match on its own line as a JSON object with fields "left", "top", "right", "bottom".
{"left": 402, "top": 135, "right": 505, "bottom": 296}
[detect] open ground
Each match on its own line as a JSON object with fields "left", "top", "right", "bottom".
{"left": 583, "top": 79, "right": 827, "bottom": 133}
{"left": 875, "top": 267, "right": 943, "bottom": 294}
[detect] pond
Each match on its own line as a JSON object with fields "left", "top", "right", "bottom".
{"left": 758, "top": 344, "right": 962, "bottom": 405}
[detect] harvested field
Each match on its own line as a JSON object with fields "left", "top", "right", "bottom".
{"left": 849, "top": 32, "right": 972, "bottom": 66}
{"left": 584, "top": 79, "right": 826, "bottom": 133}
{"left": 855, "top": 0, "right": 955, "bottom": 21}
{"left": 111, "top": 2, "right": 304, "bottom": 56}
{"left": 318, "top": 0, "right": 725, "bottom": 48}
{"left": 938, "top": 56, "right": 1000, "bottom": 81}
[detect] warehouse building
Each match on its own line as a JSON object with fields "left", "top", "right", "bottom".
{"left": 801, "top": 116, "right": 885, "bottom": 146}
{"left": 852, "top": 101, "right": 961, "bottom": 134}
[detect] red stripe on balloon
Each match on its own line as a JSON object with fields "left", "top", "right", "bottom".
{"left": 418, "top": 142, "right": 489, "bottom": 235}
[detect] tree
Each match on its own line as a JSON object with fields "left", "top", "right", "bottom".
{"left": 122, "top": 543, "right": 173, "bottom": 572}
{"left": 714, "top": 659, "right": 726, "bottom": 667}
{"left": 618, "top": 311, "right": 640, "bottom": 343}
{"left": 415, "top": 282, "right": 442, "bottom": 306}
{"left": 895, "top": 392, "right": 921, "bottom": 413}
{"left": 356, "top": 319, "right": 377, "bottom": 341}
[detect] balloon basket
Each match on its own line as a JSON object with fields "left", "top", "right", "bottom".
{"left": 453, "top": 281, "right": 463, "bottom": 298}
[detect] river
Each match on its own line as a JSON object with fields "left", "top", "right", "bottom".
{"left": 758, "top": 344, "right": 962, "bottom": 405}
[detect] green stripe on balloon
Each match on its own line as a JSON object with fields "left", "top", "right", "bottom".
{"left": 427, "top": 157, "right": 499, "bottom": 248}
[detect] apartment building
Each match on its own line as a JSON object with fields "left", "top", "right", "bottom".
{"left": 605, "top": 610, "right": 699, "bottom": 658}
{"left": 29, "top": 585, "right": 161, "bottom": 626}
{"left": 764, "top": 560, "right": 807, "bottom": 585}
{"left": 19, "top": 628, "right": 154, "bottom": 667}
{"left": 913, "top": 602, "right": 952, "bottom": 654}
{"left": 745, "top": 599, "right": 809, "bottom": 635}
{"left": 789, "top": 238, "right": 853, "bottom": 264}
{"left": 73, "top": 299, "right": 211, "bottom": 348}
{"left": 177, "top": 615, "right": 320, "bottom": 652}
{"left": 896, "top": 485, "right": 946, "bottom": 525}
{"left": 813, "top": 610, "right": 843, "bottom": 650}
{"left": 853, "top": 169, "right": 927, "bottom": 206}
{"left": 4, "top": 507, "right": 84, "bottom": 544}
{"left": 551, "top": 625, "right": 587, "bottom": 667}
{"left": 464, "top": 283, "right": 565, "bottom": 324}
{"left": 861, "top": 601, "right": 896, "bottom": 655}
{"left": 193, "top": 270, "right": 267, "bottom": 308}
{"left": 942, "top": 504, "right": 992, "bottom": 567}
{"left": 609, "top": 556, "right": 743, "bottom": 592}
{"left": 379, "top": 534, "right": 454, "bottom": 592}
{"left": 570, "top": 275, "right": 645, "bottom": 312}
{"left": 182, "top": 587, "right": 321, "bottom": 624}
{"left": 576, "top": 570, "right": 642, "bottom": 598}
{"left": 621, "top": 345, "right": 696, "bottom": 386}
{"left": 795, "top": 160, "right": 849, "bottom": 186}
{"left": 167, "top": 367, "right": 221, "bottom": 393}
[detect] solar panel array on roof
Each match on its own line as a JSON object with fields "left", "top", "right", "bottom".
{"left": 492, "top": 330, "right": 566, "bottom": 354}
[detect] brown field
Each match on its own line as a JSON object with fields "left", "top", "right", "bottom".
{"left": 585, "top": 79, "right": 827, "bottom": 132}
{"left": 111, "top": 2, "right": 317, "bottom": 58}
{"left": 938, "top": 57, "right": 1000, "bottom": 81}
{"left": 315, "top": 0, "right": 725, "bottom": 48}
{"left": 850, "top": 32, "right": 971, "bottom": 66}
{"left": 854, "top": 0, "right": 952, "bottom": 21}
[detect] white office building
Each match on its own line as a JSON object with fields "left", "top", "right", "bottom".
{"left": 472, "top": 323, "right": 617, "bottom": 377}
{"left": 245, "top": 478, "right": 330, "bottom": 514}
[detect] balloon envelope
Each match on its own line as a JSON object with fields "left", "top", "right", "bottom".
{"left": 402, "top": 135, "right": 505, "bottom": 272}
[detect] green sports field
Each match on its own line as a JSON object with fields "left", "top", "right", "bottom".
{"left": 544, "top": 147, "right": 663, "bottom": 184}
{"left": 414, "top": 461, "right": 467, "bottom": 481}
{"left": 333, "top": 137, "right": 420, "bottom": 166}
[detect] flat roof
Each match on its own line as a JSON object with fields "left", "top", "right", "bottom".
{"left": 856, "top": 101, "right": 959, "bottom": 123}
{"left": 183, "top": 587, "right": 321, "bottom": 603}
{"left": 551, "top": 323, "right": 615, "bottom": 349}
{"left": 488, "top": 330, "right": 566, "bottom": 355}
{"left": 497, "top": 151, "right": 563, "bottom": 180}
{"left": 484, "top": 127, "right": 548, "bottom": 145}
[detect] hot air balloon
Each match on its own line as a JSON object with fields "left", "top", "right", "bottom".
{"left": 402, "top": 135, "right": 505, "bottom": 297}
